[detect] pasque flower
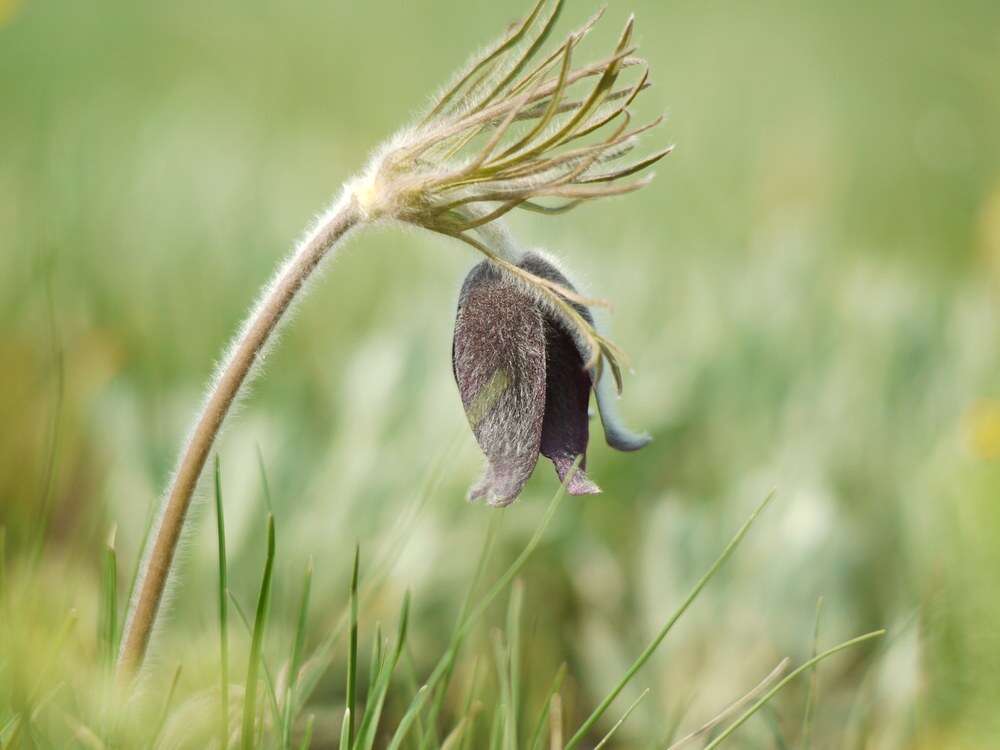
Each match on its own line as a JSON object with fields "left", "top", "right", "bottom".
{"left": 349, "top": 0, "right": 667, "bottom": 504}
{"left": 118, "top": 0, "right": 668, "bottom": 676}
{"left": 454, "top": 252, "right": 650, "bottom": 506}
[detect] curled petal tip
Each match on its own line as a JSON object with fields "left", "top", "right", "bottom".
{"left": 467, "top": 472, "right": 526, "bottom": 507}
{"left": 605, "top": 429, "right": 652, "bottom": 452}
{"left": 566, "top": 470, "right": 602, "bottom": 496}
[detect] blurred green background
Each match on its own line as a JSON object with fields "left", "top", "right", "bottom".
{"left": 2, "top": 0, "right": 1000, "bottom": 747}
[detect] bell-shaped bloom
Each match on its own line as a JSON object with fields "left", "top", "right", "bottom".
{"left": 453, "top": 252, "right": 649, "bottom": 506}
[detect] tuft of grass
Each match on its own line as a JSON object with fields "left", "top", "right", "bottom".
{"left": 701, "top": 630, "right": 886, "bottom": 750}
{"left": 0, "top": 453, "right": 888, "bottom": 749}
{"left": 565, "top": 491, "right": 776, "bottom": 749}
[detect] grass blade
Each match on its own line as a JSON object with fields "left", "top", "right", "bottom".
{"left": 0, "top": 525, "right": 6, "bottom": 607}
{"left": 256, "top": 445, "right": 273, "bottom": 515}
{"left": 150, "top": 665, "right": 183, "bottom": 746}
{"left": 355, "top": 592, "right": 411, "bottom": 750}
{"left": 491, "top": 631, "right": 513, "bottom": 750}
{"left": 666, "top": 659, "right": 789, "bottom": 750}
{"left": 385, "top": 684, "right": 430, "bottom": 750}
{"left": 214, "top": 456, "right": 231, "bottom": 750}
{"left": 457, "top": 656, "right": 483, "bottom": 750}
{"left": 593, "top": 688, "right": 649, "bottom": 750}
{"left": 800, "top": 596, "right": 824, "bottom": 750}
{"left": 420, "top": 513, "right": 500, "bottom": 748}
{"left": 488, "top": 705, "right": 503, "bottom": 750}
{"left": 506, "top": 581, "right": 524, "bottom": 749}
{"left": 528, "top": 665, "right": 566, "bottom": 750}
{"left": 297, "top": 714, "right": 314, "bottom": 750}
{"left": 564, "top": 492, "right": 776, "bottom": 750}
{"left": 369, "top": 622, "right": 384, "bottom": 688}
{"left": 229, "top": 590, "right": 281, "bottom": 728}
{"left": 339, "top": 708, "right": 350, "bottom": 749}
{"left": 99, "top": 524, "right": 118, "bottom": 672}
{"left": 549, "top": 693, "right": 563, "bottom": 750}
{"left": 392, "top": 461, "right": 576, "bottom": 745}
{"left": 347, "top": 545, "right": 360, "bottom": 748}
{"left": 702, "top": 630, "right": 886, "bottom": 750}
{"left": 441, "top": 716, "right": 471, "bottom": 750}
{"left": 282, "top": 557, "right": 313, "bottom": 749}
{"left": 241, "top": 515, "right": 276, "bottom": 750}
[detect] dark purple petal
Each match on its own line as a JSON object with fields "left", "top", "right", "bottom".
{"left": 521, "top": 251, "right": 651, "bottom": 455}
{"left": 519, "top": 253, "right": 600, "bottom": 494}
{"left": 538, "top": 313, "right": 601, "bottom": 494}
{"left": 453, "top": 262, "right": 547, "bottom": 506}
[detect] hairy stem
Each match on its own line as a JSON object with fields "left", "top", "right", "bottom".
{"left": 117, "top": 194, "right": 362, "bottom": 678}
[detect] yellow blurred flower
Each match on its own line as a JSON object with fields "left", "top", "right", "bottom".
{"left": 979, "top": 185, "right": 1000, "bottom": 284}
{"left": 0, "top": 0, "right": 21, "bottom": 27}
{"left": 964, "top": 399, "right": 1000, "bottom": 460}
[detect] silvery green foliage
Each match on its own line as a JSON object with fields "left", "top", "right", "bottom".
{"left": 454, "top": 252, "right": 650, "bottom": 506}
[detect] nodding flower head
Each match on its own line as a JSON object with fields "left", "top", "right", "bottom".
{"left": 352, "top": 0, "right": 667, "bottom": 504}
{"left": 453, "top": 252, "right": 651, "bottom": 507}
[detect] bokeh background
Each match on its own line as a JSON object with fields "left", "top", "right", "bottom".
{"left": 2, "top": 0, "right": 1000, "bottom": 747}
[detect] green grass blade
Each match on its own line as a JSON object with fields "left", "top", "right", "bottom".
{"left": 565, "top": 492, "right": 776, "bottom": 750}
{"left": 393, "top": 465, "right": 575, "bottom": 749}
{"left": 421, "top": 513, "right": 500, "bottom": 748}
{"left": 295, "top": 435, "right": 462, "bottom": 711}
{"left": 703, "top": 630, "right": 886, "bottom": 750}
{"left": 527, "top": 665, "right": 566, "bottom": 750}
{"left": 214, "top": 456, "right": 231, "bottom": 750}
{"left": 440, "top": 716, "right": 470, "bottom": 750}
{"left": 369, "top": 622, "right": 384, "bottom": 688}
{"left": 385, "top": 685, "right": 430, "bottom": 750}
{"left": 490, "top": 632, "right": 513, "bottom": 750}
{"left": 0, "top": 525, "right": 6, "bottom": 607}
{"left": 27, "top": 286, "right": 63, "bottom": 571}
{"left": 282, "top": 557, "right": 313, "bottom": 749}
{"left": 593, "top": 688, "right": 649, "bottom": 750}
{"left": 339, "top": 708, "right": 351, "bottom": 749}
{"left": 348, "top": 545, "right": 360, "bottom": 748}
{"left": 666, "top": 658, "right": 789, "bottom": 750}
{"left": 28, "top": 608, "right": 78, "bottom": 705}
{"left": 800, "top": 596, "right": 824, "bottom": 750}
{"left": 488, "top": 705, "right": 503, "bottom": 750}
{"left": 256, "top": 445, "right": 273, "bottom": 515}
{"left": 99, "top": 524, "right": 118, "bottom": 672}
{"left": 355, "top": 592, "right": 411, "bottom": 750}
{"left": 505, "top": 581, "right": 523, "bottom": 748}
{"left": 399, "top": 650, "right": 428, "bottom": 746}
{"left": 123, "top": 496, "right": 158, "bottom": 632}
{"left": 457, "top": 656, "right": 483, "bottom": 750}
{"left": 241, "top": 515, "right": 276, "bottom": 750}
{"left": 298, "top": 714, "right": 315, "bottom": 750}
{"left": 150, "top": 665, "right": 183, "bottom": 746}
{"left": 229, "top": 592, "right": 282, "bottom": 733}
{"left": 457, "top": 465, "right": 571, "bottom": 644}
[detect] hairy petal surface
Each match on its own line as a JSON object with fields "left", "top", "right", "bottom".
{"left": 453, "top": 262, "right": 547, "bottom": 506}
